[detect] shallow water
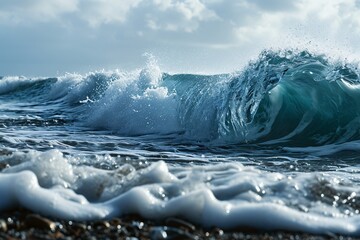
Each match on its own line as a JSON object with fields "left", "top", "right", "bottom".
{"left": 1, "top": 50, "right": 360, "bottom": 235}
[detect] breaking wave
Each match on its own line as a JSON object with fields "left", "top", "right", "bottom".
{"left": 1, "top": 50, "right": 360, "bottom": 146}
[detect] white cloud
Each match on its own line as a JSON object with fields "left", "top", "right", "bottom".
{"left": 0, "top": 0, "right": 77, "bottom": 24}
{"left": 2, "top": 0, "right": 360, "bottom": 38}
{"left": 77, "top": 0, "right": 142, "bottom": 27}
{"left": 144, "top": 0, "right": 218, "bottom": 32}
{"left": 206, "top": 0, "right": 360, "bottom": 50}
{"left": 1, "top": 0, "right": 360, "bottom": 75}
{"left": 0, "top": 0, "right": 216, "bottom": 31}
{"left": 249, "top": 0, "right": 299, "bottom": 12}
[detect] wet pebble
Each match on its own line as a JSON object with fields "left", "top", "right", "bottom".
{"left": 25, "top": 214, "right": 56, "bottom": 231}
{"left": 165, "top": 217, "right": 195, "bottom": 232}
{"left": 68, "top": 222, "right": 87, "bottom": 236}
{"left": 94, "top": 220, "right": 110, "bottom": 229}
{"left": 0, "top": 211, "right": 356, "bottom": 240}
{"left": 150, "top": 227, "right": 168, "bottom": 240}
{"left": 153, "top": 226, "right": 196, "bottom": 240}
{"left": 0, "top": 219, "right": 7, "bottom": 231}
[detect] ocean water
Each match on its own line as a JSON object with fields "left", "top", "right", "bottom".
{"left": 1, "top": 50, "right": 360, "bottom": 235}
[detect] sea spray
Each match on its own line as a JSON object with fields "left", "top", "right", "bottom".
{"left": 57, "top": 50, "right": 360, "bottom": 145}
{"left": 2, "top": 50, "right": 360, "bottom": 146}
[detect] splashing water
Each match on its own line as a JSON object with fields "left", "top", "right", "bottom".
{"left": 1, "top": 50, "right": 360, "bottom": 235}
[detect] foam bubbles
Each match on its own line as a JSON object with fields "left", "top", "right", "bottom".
{"left": 1, "top": 149, "right": 360, "bottom": 235}
{"left": 3, "top": 150, "right": 74, "bottom": 188}
{"left": 83, "top": 62, "right": 180, "bottom": 135}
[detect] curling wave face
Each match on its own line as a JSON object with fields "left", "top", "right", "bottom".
{"left": 167, "top": 50, "right": 360, "bottom": 145}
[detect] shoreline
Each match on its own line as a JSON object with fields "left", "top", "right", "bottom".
{"left": 0, "top": 210, "right": 357, "bottom": 240}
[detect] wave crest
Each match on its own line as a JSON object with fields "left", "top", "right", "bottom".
{"left": 3, "top": 50, "right": 360, "bottom": 146}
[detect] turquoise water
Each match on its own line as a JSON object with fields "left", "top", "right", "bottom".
{"left": 1, "top": 50, "right": 360, "bottom": 235}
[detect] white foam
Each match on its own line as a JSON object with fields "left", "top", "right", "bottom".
{"left": 1, "top": 149, "right": 360, "bottom": 235}
{"left": 84, "top": 68, "right": 180, "bottom": 135}
{"left": 284, "top": 140, "right": 360, "bottom": 156}
{"left": 47, "top": 58, "right": 181, "bottom": 135}
{"left": 49, "top": 71, "right": 118, "bottom": 103}
{"left": 0, "top": 76, "right": 38, "bottom": 95}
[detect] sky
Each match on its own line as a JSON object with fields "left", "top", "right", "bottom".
{"left": 1, "top": 0, "right": 360, "bottom": 76}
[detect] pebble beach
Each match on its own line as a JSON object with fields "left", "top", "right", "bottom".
{"left": 0, "top": 210, "right": 357, "bottom": 240}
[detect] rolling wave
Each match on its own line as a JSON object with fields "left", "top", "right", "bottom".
{"left": 1, "top": 50, "right": 360, "bottom": 146}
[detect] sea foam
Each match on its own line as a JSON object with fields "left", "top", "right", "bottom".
{"left": 0, "top": 149, "right": 359, "bottom": 235}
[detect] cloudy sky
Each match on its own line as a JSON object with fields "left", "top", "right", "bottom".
{"left": 1, "top": 0, "right": 360, "bottom": 76}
